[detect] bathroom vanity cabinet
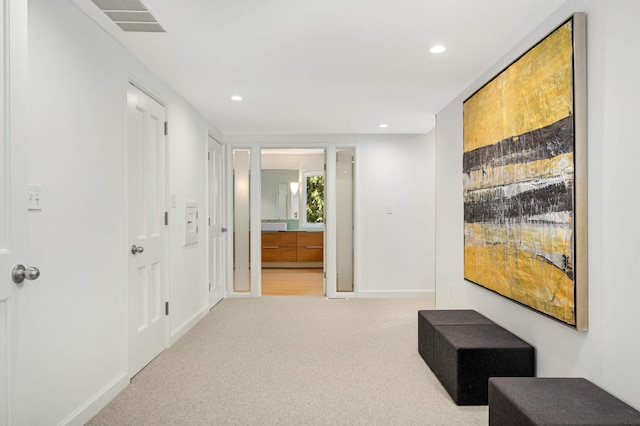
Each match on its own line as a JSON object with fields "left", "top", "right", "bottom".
{"left": 261, "top": 231, "right": 324, "bottom": 264}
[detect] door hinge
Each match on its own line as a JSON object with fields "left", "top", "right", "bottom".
{"left": 164, "top": 121, "right": 168, "bottom": 136}
{"left": 165, "top": 301, "right": 169, "bottom": 316}
{"left": 208, "top": 152, "right": 211, "bottom": 161}
{"left": 165, "top": 211, "right": 168, "bottom": 225}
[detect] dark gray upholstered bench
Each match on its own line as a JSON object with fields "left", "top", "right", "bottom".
{"left": 489, "top": 377, "right": 640, "bottom": 425}
{"left": 418, "top": 310, "right": 495, "bottom": 367}
{"left": 417, "top": 310, "right": 535, "bottom": 405}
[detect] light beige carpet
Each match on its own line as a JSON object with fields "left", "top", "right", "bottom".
{"left": 88, "top": 297, "right": 488, "bottom": 425}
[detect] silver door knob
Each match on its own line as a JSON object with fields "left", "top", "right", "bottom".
{"left": 131, "top": 244, "right": 144, "bottom": 255}
{"left": 221, "top": 227, "right": 228, "bottom": 233}
{"left": 12, "top": 264, "right": 41, "bottom": 284}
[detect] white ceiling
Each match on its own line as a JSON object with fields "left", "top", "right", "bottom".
{"left": 69, "top": 0, "right": 564, "bottom": 135}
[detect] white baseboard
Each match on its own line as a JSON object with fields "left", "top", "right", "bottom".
{"left": 357, "top": 289, "right": 435, "bottom": 298}
{"left": 59, "top": 304, "right": 211, "bottom": 425}
{"left": 170, "top": 305, "right": 209, "bottom": 345}
{"left": 58, "top": 372, "right": 128, "bottom": 426}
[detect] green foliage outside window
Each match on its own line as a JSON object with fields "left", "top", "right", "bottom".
{"left": 306, "top": 175, "right": 324, "bottom": 223}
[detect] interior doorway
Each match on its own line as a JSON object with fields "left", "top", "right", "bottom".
{"left": 260, "top": 149, "right": 325, "bottom": 296}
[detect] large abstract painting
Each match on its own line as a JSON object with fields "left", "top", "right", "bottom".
{"left": 463, "top": 14, "right": 587, "bottom": 329}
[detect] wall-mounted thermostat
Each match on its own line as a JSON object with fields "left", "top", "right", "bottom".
{"left": 185, "top": 202, "right": 199, "bottom": 245}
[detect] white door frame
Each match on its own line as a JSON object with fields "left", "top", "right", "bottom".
{"left": 225, "top": 142, "right": 358, "bottom": 298}
{"left": 1, "top": 1, "right": 28, "bottom": 423}
{"left": 124, "top": 78, "right": 171, "bottom": 377}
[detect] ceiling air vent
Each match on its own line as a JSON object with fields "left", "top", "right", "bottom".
{"left": 91, "top": 0, "right": 166, "bottom": 32}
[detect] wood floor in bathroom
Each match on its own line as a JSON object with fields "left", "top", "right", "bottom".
{"left": 261, "top": 268, "right": 324, "bottom": 296}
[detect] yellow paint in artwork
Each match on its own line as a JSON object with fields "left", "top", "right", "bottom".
{"left": 464, "top": 243, "right": 575, "bottom": 324}
{"left": 464, "top": 21, "right": 574, "bottom": 151}
{"left": 465, "top": 222, "right": 573, "bottom": 267}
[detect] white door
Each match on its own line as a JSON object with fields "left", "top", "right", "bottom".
{"left": 0, "top": 1, "right": 28, "bottom": 423}
{"left": 127, "top": 84, "right": 168, "bottom": 377}
{"left": 208, "top": 136, "right": 225, "bottom": 307}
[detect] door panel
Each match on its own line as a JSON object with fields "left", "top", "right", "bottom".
{"left": 0, "top": 5, "right": 10, "bottom": 420}
{"left": 127, "top": 84, "right": 167, "bottom": 377}
{"left": 208, "top": 136, "right": 225, "bottom": 307}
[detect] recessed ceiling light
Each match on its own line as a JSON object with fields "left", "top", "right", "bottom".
{"left": 430, "top": 45, "right": 446, "bottom": 54}
{"left": 231, "top": 95, "right": 243, "bottom": 101}
{"left": 378, "top": 124, "right": 389, "bottom": 129}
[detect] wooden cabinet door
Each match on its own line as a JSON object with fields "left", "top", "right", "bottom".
{"left": 262, "top": 232, "right": 297, "bottom": 247}
{"left": 263, "top": 247, "right": 297, "bottom": 262}
{"left": 297, "top": 247, "right": 323, "bottom": 262}
{"left": 262, "top": 232, "right": 297, "bottom": 262}
{"left": 297, "top": 231, "right": 323, "bottom": 247}
{"left": 297, "top": 232, "right": 323, "bottom": 262}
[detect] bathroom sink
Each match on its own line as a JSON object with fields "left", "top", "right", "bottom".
{"left": 261, "top": 222, "right": 287, "bottom": 231}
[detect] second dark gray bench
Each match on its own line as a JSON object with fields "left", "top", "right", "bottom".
{"left": 489, "top": 377, "right": 640, "bottom": 425}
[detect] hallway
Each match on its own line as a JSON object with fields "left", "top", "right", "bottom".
{"left": 11, "top": 0, "right": 640, "bottom": 422}
{"left": 88, "top": 296, "right": 487, "bottom": 425}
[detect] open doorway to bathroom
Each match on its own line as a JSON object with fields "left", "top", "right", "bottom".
{"left": 260, "top": 148, "right": 325, "bottom": 296}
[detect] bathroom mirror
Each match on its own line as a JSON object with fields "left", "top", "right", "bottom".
{"left": 261, "top": 169, "right": 299, "bottom": 219}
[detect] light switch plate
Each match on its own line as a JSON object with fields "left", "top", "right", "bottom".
{"left": 28, "top": 184, "right": 42, "bottom": 210}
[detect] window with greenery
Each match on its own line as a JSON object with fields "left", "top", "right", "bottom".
{"left": 302, "top": 172, "right": 324, "bottom": 227}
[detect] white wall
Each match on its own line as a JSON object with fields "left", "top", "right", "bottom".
{"left": 261, "top": 152, "right": 324, "bottom": 170}
{"left": 166, "top": 101, "right": 212, "bottom": 343}
{"left": 435, "top": 0, "right": 640, "bottom": 409}
{"left": 357, "top": 133, "right": 436, "bottom": 297}
{"left": 23, "top": 0, "right": 218, "bottom": 423}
